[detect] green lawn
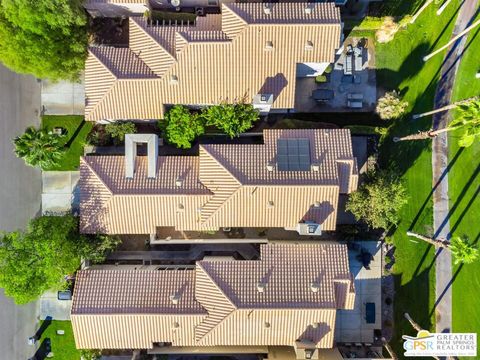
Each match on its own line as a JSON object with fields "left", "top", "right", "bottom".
{"left": 448, "top": 9, "right": 480, "bottom": 351}
{"left": 37, "top": 320, "right": 80, "bottom": 359}
{"left": 373, "top": 2, "right": 460, "bottom": 355}
{"left": 41, "top": 115, "right": 93, "bottom": 171}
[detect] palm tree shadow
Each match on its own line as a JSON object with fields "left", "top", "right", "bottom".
{"left": 428, "top": 232, "right": 480, "bottom": 319}
{"left": 409, "top": 147, "right": 464, "bottom": 232}
{"left": 434, "top": 162, "right": 480, "bottom": 238}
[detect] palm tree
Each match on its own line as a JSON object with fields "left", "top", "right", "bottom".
{"left": 406, "top": 232, "right": 479, "bottom": 264}
{"left": 423, "top": 18, "right": 480, "bottom": 61}
{"left": 409, "top": 0, "right": 434, "bottom": 24}
{"left": 436, "top": 0, "right": 454, "bottom": 15}
{"left": 13, "top": 127, "right": 65, "bottom": 169}
{"left": 450, "top": 236, "right": 479, "bottom": 265}
{"left": 403, "top": 313, "right": 441, "bottom": 360}
{"left": 393, "top": 98, "right": 480, "bottom": 147}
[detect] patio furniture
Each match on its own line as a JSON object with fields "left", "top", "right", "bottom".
{"left": 312, "top": 89, "right": 334, "bottom": 102}
{"left": 354, "top": 47, "right": 363, "bottom": 71}
{"left": 344, "top": 53, "right": 353, "bottom": 75}
{"left": 347, "top": 93, "right": 364, "bottom": 100}
{"left": 365, "top": 302, "right": 376, "bottom": 324}
{"left": 347, "top": 100, "right": 363, "bottom": 109}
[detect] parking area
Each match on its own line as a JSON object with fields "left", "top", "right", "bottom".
{"left": 335, "top": 241, "right": 382, "bottom": 344}
{"left": 295, "top": 37, "right": 377, "bottom": 113}
{"left": 41, "top": 78, "right": 84, "bottom": 115}
{"left": 41, "top": 171, "right": 79, "bottom": 215}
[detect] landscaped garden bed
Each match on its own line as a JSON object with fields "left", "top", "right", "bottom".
{"left": 41, "top": 115, "right": 93, "bottom": 171}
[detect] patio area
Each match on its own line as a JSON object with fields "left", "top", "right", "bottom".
{"left": 295, "top": 37, "right": 377, "bottom": 113}
{"left": 335, "top": 241, "right": 382, "bottom": 346}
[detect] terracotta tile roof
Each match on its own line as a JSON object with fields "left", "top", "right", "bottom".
{"left": 84, "top": 3, "right": 341, "bottom": 121}
{"left": 89, "top": 47, "right": 158, "bottom": 79}
{"left": 80, "top": 129, "right": 357, "bottom": 234}
{"left": 198, "top": 243, "right": 352, "bottom": 309}
{"left": 224, "top": 2, "right": 341, "bottom": 24}
{"left": 72, "top": 269, "right": 205, "bottom": 315}
{"left": 71, "top": 244, "right": 355, "bottom": 349}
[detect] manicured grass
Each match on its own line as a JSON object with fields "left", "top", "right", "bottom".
{"left": 449, "top": 10, "right": 480, "bottom": 351}
{"left": 374, "top": 2, "right": 460, "bottom": 355}
{"left": 41, "top": 115, "right": 93, "bottom": 171}
{"left": 37, "top": 320, "right": 80, "bottom": 360}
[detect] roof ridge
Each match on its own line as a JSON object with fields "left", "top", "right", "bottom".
{"left": 130, "top": 17, "right": 177, "bottom": 60}
{"left": 199, "top": 145, "right": 241, "bottom": 184}
{"left": 196, "top": 262, "right": 237, "bottom": 309}
{"left": 81, "top": 157, "right": 114, "bottom": 195}
{"left": 88, "top": 48, "right": 118, "bottom": 79}
{"left": 85, "top": 79, "right": 119, "bottom": 121}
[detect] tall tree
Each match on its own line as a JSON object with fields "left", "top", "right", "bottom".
{"left": 161, "top": 105, "right": 205, "bottom": 149}
{"left": 13, "top": 127, "right": 65, "bottom": 169}
{"left": 201, "top": 102, "right": 259, "bottom": 138}
{"left": 0, "top": 215, "right": 120, "bottom": 304}
{"left": 406, "top": 232, "right": 479, "bottom": 264}
{"left": 394, "top": 98, "right": 480, "bottom": 147}
{"left": 0, "top": 0, "right": 87, "bottom": 80}
{"left": 346, "top": 169, "right": 408, "bottom": 229}
{"left": 423, "top": 18, "right": 480, "bottom": 61}
{"left": 376, "top": 91, "right": 409, "bottom": 120}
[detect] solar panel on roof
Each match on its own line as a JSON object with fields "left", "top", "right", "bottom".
{"left": 276, "top": 138, "right": 311, "bottom": 171}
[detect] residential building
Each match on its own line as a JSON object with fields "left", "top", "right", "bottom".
{"left": 85, "top": 2, "right": 342, "bottom": 121}
{"left": 79, "top": 129, "right": 358, "bottom": 235}
{"left": 71, "top": 243, "right": 355, "bottom": 358}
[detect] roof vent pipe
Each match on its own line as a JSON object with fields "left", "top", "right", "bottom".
{"left": 170, "top": 294, "right": 180, "bottom": 304}
{"left": 263, "top": 3, "right": 271, "bottom": 15}
{"left": 311, "top": 164, "right": 320, "bottom": 172}
{"left": 310, "top": 282, "right": 320, "bottom": 293}
{"left": 267, "top": 164, "right": 274, "bottom": 172}
{"left": 305, "top": 4, "right": 312, "bottom": 14}
{"left": 175, "top": 178, "right": 183, "bottom": 187}
{"left": 257, "top": 282, "right": 266, "bottom": 293}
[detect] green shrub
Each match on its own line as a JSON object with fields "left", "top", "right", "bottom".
{"left": 324, "top": 64, "right": 333, "bottom": 74}
{"left": 105, "top": 122, "right": 136, "bottom": 145}
{"left": 315, "top": 75, "right": 328, "bottom": 83}
{"left": 161, "top": 105, "right": 205, "bottom": 149}
{"left": 201, "top": 102, "right": 259, "bottom": 138}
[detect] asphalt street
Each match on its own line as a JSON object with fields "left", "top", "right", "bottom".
{"left": 0, "top": 63, "right": 42, "bottom": 359}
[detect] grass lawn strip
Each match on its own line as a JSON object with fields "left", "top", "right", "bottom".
{"left": 37, "top": 320, "right": 80, "bottom": 359}
{"left": 448, "top": 9, "right": 480, "bottom": 355}
{"left": 374, "top": 2, "right": 460, "bottom": 355}
{"left": 41, "top": 115, "right": 93, "bottom": 171}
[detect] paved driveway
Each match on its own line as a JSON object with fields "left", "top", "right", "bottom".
{"left": 0, "top": 63, "right": 42, "bottom": 359}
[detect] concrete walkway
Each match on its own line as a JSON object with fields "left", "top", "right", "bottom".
{"left": 42, "top": 171, "right": 80, "bottom": 214}
{"left": 432, "top": 0, "right": 479, "bottom": 334}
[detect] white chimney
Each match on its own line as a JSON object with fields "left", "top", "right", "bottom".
{"left": 257, "top": 282, "right": 266, "bottom": 293}
{"left": 310, "top": 282, "right": 320, "bottom": 293}
{"left": 263, "top": 4, "right": 271, "bottom": 14}
{"left": 125, "top": 134, "right": 158, "bottom": 179}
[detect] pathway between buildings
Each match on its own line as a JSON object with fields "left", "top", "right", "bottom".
{"left": 431, "top": 0, "right": 479, "bottom": 334}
